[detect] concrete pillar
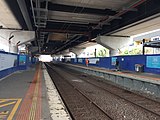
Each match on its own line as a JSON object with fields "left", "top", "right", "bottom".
{"left": 109, "top": 50, "right": 119, "bottom": 56}
{"left": 96, "top": 36, "right": 131, "bottom": 56}
{"left": 69, "top": 47, "right": 86, "bottom": 57}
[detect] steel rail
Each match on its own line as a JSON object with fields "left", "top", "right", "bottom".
{"left": 61, "top": 65, "right": 160, "bottom": 117}
{"left": 45, "top": 63, "right": 114, "bottom": 120}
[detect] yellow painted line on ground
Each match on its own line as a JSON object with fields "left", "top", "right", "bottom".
{"left": 0, "top": 99, "right": 20, "bottom": 101}
{"left": 29, "top": 87, "right": 39, "bottom": 120}
{"left": 29, "top": 66, "right": 40, "bottom": 120}
{"left": 7, "top": 99, "right": 22, "bottom": 120}
{"left": 0, "top": 100, "right": 8, "bottom": 104}
{"left": 0, "top": 111, "right": 9, "bottom": 115}
{"left": 0, "top": 101, "right": 16, "bottom": 108}
{"left": 0, "top": 115, "right": 7, "bottom": 119}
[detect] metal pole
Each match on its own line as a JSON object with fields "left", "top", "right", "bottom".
{"left": 95, "top": 48, "right": 97, "bottom": 57}
{"left": 142, "top": 39, "right": 145, "bottom": 55}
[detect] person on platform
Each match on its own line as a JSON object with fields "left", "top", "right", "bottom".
{"left": 85, "top": 58, "right": 89, "bottom": 67}
{"left": 115, "top": 59, "right": 120, "bottom": 71}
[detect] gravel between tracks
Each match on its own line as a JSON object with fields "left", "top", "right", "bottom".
{"left": 47, "top": 65, "right": 112, "bottom": 120}
{"left": 47, "top": 63, "right": 160, "bottom": 120}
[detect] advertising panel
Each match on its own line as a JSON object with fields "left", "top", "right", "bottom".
{"left": 0, "top": 53, "right": 17, "bottom": 71}
{"left": 78, "top": 58, "right": 83, "bottom": 63}
{"left": 74, "top": 58, "right": 77, "bottom": 63}
{"left": 88, "top": 58, "right": 100, "bottom": 64}
{"left": 19, "top": 55, "right": 27, "bottom": 65}
{"left": 146, "top": 56, "right": 160, "bottom": 68}
{"left": 111, "top": 57, "right": 117, "bottom": 65}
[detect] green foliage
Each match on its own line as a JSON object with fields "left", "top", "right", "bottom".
{"left": 121, "top": 48, "right": 142, "bottom": 55}
{"left": 96, "top": 48, "right": 109, "bottom": 57}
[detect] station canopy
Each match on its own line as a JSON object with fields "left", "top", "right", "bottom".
{"left": 1, "top": 0, "right": 160, "bottom": 54}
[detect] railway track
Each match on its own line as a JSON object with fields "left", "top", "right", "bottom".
{"left": 62, "top": 64, "right": 160, "bottom": 116}
{"left": 46, "top": 63, "right": 113, "bottom": 120}
{"left": 46, "top": 63, "right": 160, "bottom": 120}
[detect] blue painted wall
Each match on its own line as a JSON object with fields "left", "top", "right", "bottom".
{"left": 0, "top": 51, "right": 37, "bottom": 79}
{"left": 71, "top": 54, "right": 160, "bottom": 74}
{"left": 0, "top": 67, "right": 18, "bottom": 79}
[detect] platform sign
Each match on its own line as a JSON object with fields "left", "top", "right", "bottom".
{"left": 74, "top": 58, "right": 77, "bottom": 63}
{"left": 111, "top": 57, "right": 117, "bottom": 65}
{"left": 146, "top": 56, "right": 160, "bottom": 68}
{"left": 0, "top": 53, "right": 17, "bottom": 71}
{"left": 29, "top": 57, "right": 31, "bottom": 62}
{"left": 19, "top": 55, "right": 27, "bottom": 65}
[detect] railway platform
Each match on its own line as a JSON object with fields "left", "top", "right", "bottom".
{"left": 0, "top": 63, "right": 70, "bottom": 120}
{"left": 46, "top": 62, "right": 160, "bottom": 120}
{"left": 62, "top": 63, "right": 160, "bottom": 98}
{"left": 0, "top": 62, "right": 159, "bottom": 120}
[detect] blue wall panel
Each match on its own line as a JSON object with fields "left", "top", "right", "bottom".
{"left": 145, "top": 55, "right": 160, "bottom": 74}
{"left": 0, "top": 67, "right": 18, "bottom": 79}
{"left": 71, "top": 54, "right": 160, "bottom": 74}
{"left": 99, "top": 57, "right": 111, "bottom": 69}
{"left": 118, "top": 55, "right": 145, "bottom": 71}
{"left": 0, "top": 52, "right": 37, "bottom": 79}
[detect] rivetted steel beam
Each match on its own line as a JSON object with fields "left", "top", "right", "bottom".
{"left": 44, "top": 2, "right": 117, "bottom": 16}
{"left": 19, "top": 38, "right": 35, "bottom": 46}
{"left": 94, "top": 0, "right": 146, "bottom": 30}
{"left": 5, "top": 0, "right": 27, "bottom": 29}
{"left": 96, "top": 0, "right": 160, "bottom": 37}
{"left": 40, "top": 29, "right": 89, "bottom": 35}
{"left": 17, "top": 0, "right": 33, "bottom": 30}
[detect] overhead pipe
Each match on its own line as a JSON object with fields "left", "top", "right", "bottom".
{"left": 95, "top": 0, "right": 146, "bottom": 29}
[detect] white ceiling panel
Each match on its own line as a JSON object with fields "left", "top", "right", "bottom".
{"left": 112, "top": 16, "right": 160, "bottom": 36}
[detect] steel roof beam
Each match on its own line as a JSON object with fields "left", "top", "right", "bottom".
{"left": 35, "top": 16, "right": 47, "bottom": 20}
{"left": 5, "top": 0, "right": 28, "bottom": 29}
{"left": 98, "top": 0, "right": 160, "bottom": 36}
{"left": 47, "top": 19, "right": 90, "bottom": 25}
{"left": 17, "top": 0, "right": 33, "bottom": 30}
{"left": 122, "top": 7, "right": 138, "bottom": 12}
{"left": 40, "top": 29, "right": 89, "bottom": 35}
{"left": 45, "top": 2, "right": 117, "bottom": 16}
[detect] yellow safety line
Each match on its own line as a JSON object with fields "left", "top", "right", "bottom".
{"left": 0, "top": 111, "right": 9, "bottom": 116}
{"left": 29, "top": 85, "right": 39, "bottom": 120}
{"left": 0, "top": 101, "right": 16, "bottom": 108}
{"left": 29, "top": 66, "right": 40, "bottom": 120}
{"left": 0, "top": 100, "right": 8, "bottom": 104}
{"left": 31, "top": 85, "right": 39, "bottom": 120}
{"left": 0, "top": 115, "right": 7, "bottom": 119}
{"left": 0, "top": 99, "right": 20, "bottom": 101}
{"left": 7, "top": 99, "right": 22, "bottom": 120}
{"left": 0, "top": 111, "right": 9, "bottom": 115}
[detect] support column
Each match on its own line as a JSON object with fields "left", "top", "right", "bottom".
{"left": 69, "top": 47, "right": 86, "bottom": 57}
{"left": 96, "top": 36, "right": 131, "bottom": 56}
